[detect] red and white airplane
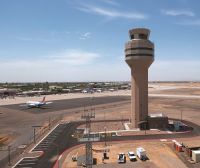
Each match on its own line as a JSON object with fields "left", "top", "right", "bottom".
{"left": 20, "top": 97, "right": 52, "bottom": 108}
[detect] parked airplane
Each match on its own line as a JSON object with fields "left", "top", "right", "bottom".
{"left": 20, "top": 97, "right": 52, "bottom": 108}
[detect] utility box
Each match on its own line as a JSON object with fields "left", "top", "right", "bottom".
{"left": 136, "top": 147, "right": 147, "bottom": 160}
{"left": 192, "top": 150, "right": 200, "bottom": 163}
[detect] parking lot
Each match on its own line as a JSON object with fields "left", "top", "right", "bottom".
{"left": 32, "top": 123, "right": 67, "bottom": 152}
{"left": 63, "top": 141, "right": 188, "bottom": 168}
{"left": 13, "top": 157, "right": 39, "bottom": 168}
{"left": 93, "top": 162, "right": 159, "bottom": 168}
{"left": 13, "top": 123, "right": 68, "bottom": 168}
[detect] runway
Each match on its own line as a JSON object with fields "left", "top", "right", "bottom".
{"left": 2, "top": 96, "right": 130, "bottom": 113}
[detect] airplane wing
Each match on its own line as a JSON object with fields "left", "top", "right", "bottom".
{"left": 45, "top": 102, "right": 52, "bottom": 104}
{"left": 19, "top": 104, "right": 28, "bottom": 107}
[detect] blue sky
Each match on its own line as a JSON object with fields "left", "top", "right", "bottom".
{"left": 0, "top": 0, "right": 200, "bottom": 82}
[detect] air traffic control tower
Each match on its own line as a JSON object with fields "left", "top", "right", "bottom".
{"left": 125, "top": 28, "right": 154, "bottom": 128}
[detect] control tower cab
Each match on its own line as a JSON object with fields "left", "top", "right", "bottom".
{"left": 125, "top": 28, "right": 154, "bottom": 128}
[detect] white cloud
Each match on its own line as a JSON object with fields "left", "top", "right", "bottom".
{"left": 149, "top": 60, "right": 200, "bottom": 81}
{"left": 79, "top": 32, "right": 91, "bottom": 40}
{"left": 51, "top": 49, "right": 99, "bottom": 65}
{"left": 1, "top": 51, "right": 200, "bottom": 82}
{"left": 0, "top": 49, "right": 101, "bottom": 82}
{"left": 1, "top": 49, "right": 100, "bottom": 69}
{"left": 76, "top": 5, "right": 147, "bottom": 20}
{"left": 161, "top": 9, "right": 195, "bottom": 17}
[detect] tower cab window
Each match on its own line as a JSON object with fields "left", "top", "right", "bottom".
{"left": 139, "top": 34, "right": 147, "bottom": 39}
{"left": 130, "top": 34, "right": 134, "bottom": 40}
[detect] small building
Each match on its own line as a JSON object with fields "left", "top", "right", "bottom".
{"left": 192, "top": 150, "right": 200, "bottom": 163}
{"left": 62, "top": 89, "right": 71, "bottom": 93}
{"left": 172, "top": 140, "right": 183, "bottom": 152}
{"left": 73, "top": 89, "right": 82, "bottom": 93}
{"left": 183, "top": 140, "right": 200, "bottom": 157}
{"left": 147, "top": 113, "right": 169, "bottom": 129}
{"left": 0, "top": 89, "right": 18, "bottom": 98}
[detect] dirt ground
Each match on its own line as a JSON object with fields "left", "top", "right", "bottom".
{"left": 78, "top": 121, "right": 175, "bottom": 136}
{"left": 149, "top": 97, "right": 200, "bottom": 126}
{"left": 78, "top": 121, "right": 125, "bottom": 132}
{"left": 59, "top": 83, "right": 200, "bottom": 168}
{"left": 153, "top": 88, "right": 200, "bottom": 95}
{"left": 62, "top": 141, "right": 187, "bottom": 168}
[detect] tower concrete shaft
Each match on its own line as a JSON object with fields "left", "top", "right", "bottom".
{"left": 125, "top": 28, "right": 154, "bottom": 128}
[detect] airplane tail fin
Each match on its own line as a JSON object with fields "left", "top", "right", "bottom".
{"left": 42, "top": 96, "right": 46, "bottom": 102}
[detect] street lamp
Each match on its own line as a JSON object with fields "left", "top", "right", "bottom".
{"left": 32, "top": 125, "right": 43, "bottom": 144}
{"left": 177, "top": 100, "right": 184, "bottom": 122}
{"left": 49, "top": 116, "right": 51, "bottom": 130}
{"left": 8, "top": 145, "right": 11, "bottom": 166}
{"left": 104, "top": 126, "right": 107, "bottom": 147}
{"left": 180, "top": 110, "right": 183, "bottom": 121}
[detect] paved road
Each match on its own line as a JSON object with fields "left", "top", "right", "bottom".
{"left": 3, "top": 96, "right": 130, "bottom": 113}
{"left": 14, "top": 157, "right": 39, "bottom": 168}
{"left": 0, "top": 96, "right": 130, "bottom": 165}
{"left": 32, "top": 124, "right": 67, "bottom": 153}
{"left": 12, "top": 122, "right": 82, "bottom": 168}
{"left": 34, "top": 122, "right": 82, "bottom": 168}
{"left": 12, "top": 118, "right": 200, "bottom": 168}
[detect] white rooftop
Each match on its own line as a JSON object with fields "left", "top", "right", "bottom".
{"left": 192, "top": 150, "right": 200, "bottom": 154}
{"left": 137, "top": 147, "right": 146, "bottom": 152}
{"left": 149, "top": 113, "right": 166, "bottom": 118}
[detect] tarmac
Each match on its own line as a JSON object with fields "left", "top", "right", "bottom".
{"left": 2, "top": 96, "right": 130, "bottom": 113}
{"left": 0, "top": 95, "right": 130, "bottom": 166}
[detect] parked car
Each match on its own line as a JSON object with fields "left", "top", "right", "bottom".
{"left": 118, "top": 153, "right": 126, "bottom": 163}
{"left": 128, "top": 151, "right": 137, "bottom": 161}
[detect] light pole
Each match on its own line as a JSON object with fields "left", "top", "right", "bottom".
{"left": 178, "top": 99, "right": 184, "bottom": 122}
{"left": 49, "top": 116, "right": 51, "bottom": 130}
{"left": 180, "top": 110, "right": 183, "bottom": 121}
{"left": 32, "top": 125, "right": 42, "bottom": 144}
{"left": 104, "top": 104, "right": 107, "bottom": 147}
{"left": 104, "top": 126, "right": 107, "bottom": 147}
{"left": 8, "top": 145, "right": 11, "bottom": 166}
